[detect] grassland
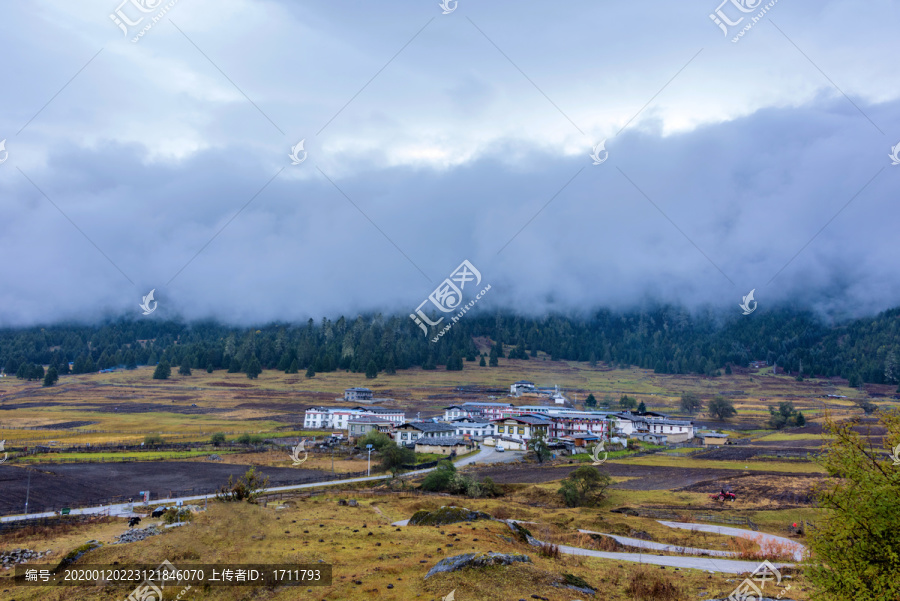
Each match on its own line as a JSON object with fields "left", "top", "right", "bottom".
{"left": 0, "top": 490, "right": 814, "bottom": 601}
{"left": 1, "top": 358, "right": 888, "bottom": 455}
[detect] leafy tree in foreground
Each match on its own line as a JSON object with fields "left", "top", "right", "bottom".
{"left": 152, "top": 361, "right": 170, "bottom": 380}
{"left": 805, "top": 412, "right": 900, "bottom": 600}
{"left": 210, "top": 432, "right": 226, "bottom": 446}
{"left": 707, "top": 395, "right": 737, "bottom": 420}
{"left": 679, "top": 391, "right": 702, "bottom": 414}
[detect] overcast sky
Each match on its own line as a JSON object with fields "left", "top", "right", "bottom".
{"left": 1, "top": 0, "right": 898, "bottom": 326}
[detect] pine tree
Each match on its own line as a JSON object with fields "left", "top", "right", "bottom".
{"left": 637, "top": 400, "right": 647, "bottom": 414}
{"left": 585, "top": 393, "right": 597, "bottom": 408}
{"left": 365, "top": 360, "right": 378, "bottom": 379}
{"left": 42, "top": 366, "right": 59, "bottom": 387}
{"left": 124, "top": 350, "right": 137, "bottom": 370}
{"left": 206, "top": 362, "right": 214, "bottom": 373}
{"left": 179, "top": 360, "right": 192, "bottom": 376}
{"left": 246, "top": 358, "right": 262, "bottom": 379}
{"left": 287, "top": 359, "right": 299, "bottom": 374}
{"left": 153, "top": 360, "right": 171, "bottom": 380}
{"left": 479, "top": 356, "right": 486, "bottom": 367}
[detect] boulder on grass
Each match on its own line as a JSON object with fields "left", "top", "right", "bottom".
{"left": 408, "top": 506, "right": 493, "bottom": 527}
{"left": 425, "top": 552, "right": 531, "bottom": 579}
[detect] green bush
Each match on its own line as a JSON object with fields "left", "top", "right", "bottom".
{"left": 144, "top": 434, "right": 164, "bottom": 447}
{"left": 557, "top": 466, "right": 612, "bottom": 507}
{"left": 421, "top": 460, "right": 456, "bottom": 492}
{"left": 236, "top": 433, "right": 264, "bottom": 445}
{"left": 210, "top": 432, "right": 226, "bottom": 446}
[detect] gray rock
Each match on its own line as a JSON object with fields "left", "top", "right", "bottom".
{"left": 425, "top": 552, "right": 531, "bottom": 579}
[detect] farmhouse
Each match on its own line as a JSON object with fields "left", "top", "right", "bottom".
{"left": 344, "top": 387, "right": 373, "bottom": 401}
{"left": 347, "top": 416, "right": 394, "bottom": 440}
{"left": 414, "top": 437, "right": 474, "bottom": 455}
{"left": 393, "top": 421, "right": 457, "bottom": 446}
{"left": 483, "top": 435, "right": 527, "bottom": 451}
{"left": 697, "top": 432, "right": 729, "bottom": 446}
{"left": 491, "top": 415, "right": 551, "bottom": 442}
{"left": 458, "top": 401, "right": 514, "bottom": 421}
{"left": 509, "top": 380, "right": 536, "bottom": 396}
{"left": 443, "top": 405, "right": 473, "bottom": 421}
{"left": 303, "top": 406, "right": 405, "bottom": 430}
{"left": 450, "top": 417, "right": 493, "bottom": 439}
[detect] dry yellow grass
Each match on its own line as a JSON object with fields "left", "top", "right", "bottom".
{"left": 0, "top": 493, "right": 813, "bottom": 600}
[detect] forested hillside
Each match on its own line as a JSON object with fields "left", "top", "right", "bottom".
{"left": 2, "top": 306, "right": 899, "bottom": 387}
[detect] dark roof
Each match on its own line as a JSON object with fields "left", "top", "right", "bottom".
{"left": 450, "top": 417, "right": 490, "bottom": 424}
{"left": 354, "top": 406, "right": 403, "bottom": 414}
{"left": 490, "top": 435, "right": 524, "bottom": 443}
{"left": 513, "top": 380, "right": 535, "bottom": 385}
{"left": 398, "top": 422, "right": 457, "bottom": 432}
{"left": 347, "top": 416, "right": 394, "bottom": 424}
{"left": 345, "top": 387, "right": 372, "bottom": 392}
{"left": 461, "top": 402, "right": 513, "bottom": 407}
{"left": 413, "top": 437, "right": 471, "bottom": 447}
{"left": 493, "top": 415, "right": 552, "bottom": 425}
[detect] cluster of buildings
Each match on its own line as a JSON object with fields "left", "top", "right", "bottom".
{"left": 301, "top": 384, "right": 723, "bottom": 456}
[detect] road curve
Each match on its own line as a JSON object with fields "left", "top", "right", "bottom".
{"left": 577, "top": 529, "right": 737, "bottom": 557}
{"left": 657, "top": 521, "right": 806, "bottom": 562}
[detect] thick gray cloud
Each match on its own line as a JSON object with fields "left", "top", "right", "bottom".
{"left": 0, "top": 0, "right": 898, "bottom": 326}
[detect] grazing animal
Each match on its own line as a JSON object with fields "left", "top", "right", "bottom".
{"left": 128, "top": 517, "right": 141, "bottom": 527}
{"left": 151, "top": 507, "right": 168, "bottom": 518}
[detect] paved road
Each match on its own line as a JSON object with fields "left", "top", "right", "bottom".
{"left": 577, "top": 529, "right": 737, "bottom": 558}
{"left": 391, "top": 517, "right": 792, "bottom": 574}
{"left": 657, "top": 521, "right": 806, "bottom": 562}
{"left": 0, "top": 446, "right": 508, "bottom": 524}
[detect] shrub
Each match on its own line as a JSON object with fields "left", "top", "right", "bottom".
{"left": 358, "top": 431, "right": 393, "bottom": 452}
{"left": 539, "top": 542, "right": 560, "bottom": 559}
{"left": 216, "top": 467, "right": 269, "bottom": 503}
{"left": 236, "top": 433, "right": 264, "bottom": 445}
{"left": 557, "top": 466, "right": 612, "bottom": 507}
{"left": 163, "top": 508, "right": 193, "bottom": 524}
{"left": 209, "top": 432, "right": 226, "bottom": 446}
{"left": 624, "top": 567, "right": 683, "bottom": 601}
{"left": 420, "top": 460, "right": 457, "bottom": 492}
{"left": 144, "top": 434, "right": 164, "bottom": 447}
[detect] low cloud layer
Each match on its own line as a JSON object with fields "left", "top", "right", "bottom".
{"left": 1, "top": 0, "right": 898, "bottom": 326}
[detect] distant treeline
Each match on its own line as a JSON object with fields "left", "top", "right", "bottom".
{"left": 1, "top": 306, "right": 899, "bottom": 387}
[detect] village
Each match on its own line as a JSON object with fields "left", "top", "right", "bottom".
{"left": 303, "top": 380, "right": 726, "bottom": 457}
